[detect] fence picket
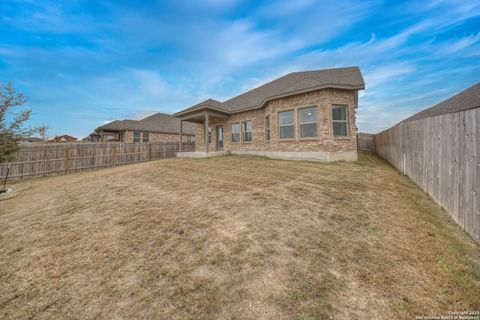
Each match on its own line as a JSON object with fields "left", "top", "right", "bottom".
{"left": 375, "top": 107, "right": 480, "bottom": 244}
{"left": 0, "top": 142, "right": 194, "bottom": 180}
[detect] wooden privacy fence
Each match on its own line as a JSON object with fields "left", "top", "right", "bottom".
{"left": 375, "top": 107, "right": 479, "bottom": 243}
{"left": 0, "top": 141, "right": 195, "bottom": 179}
{"left": 357, "top": 133, "right": 376, "bottom": 153}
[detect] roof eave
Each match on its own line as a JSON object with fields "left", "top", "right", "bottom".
{"left": 228, "top": 83, "right": 365, "bottom": 114}
{"left": 174, "top": 82, "right": 364, "bottom": 117}
{"left": 173, "top": 105, "right": 231, "bottom": 117}
{"left": 97, "top": 128, "right": 195, "bottom": 135}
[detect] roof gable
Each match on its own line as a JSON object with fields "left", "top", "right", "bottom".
{"left": 175, "top": 66, "right": 364, "bottom": 116}
{"left": 176, "top": 99, "right": 226, "bottom": 115}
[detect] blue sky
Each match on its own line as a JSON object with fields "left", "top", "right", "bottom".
{"left": 1, "top": 0, "right": 479, "bottom": 137}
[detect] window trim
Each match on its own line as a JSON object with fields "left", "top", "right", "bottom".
{"left": 142, "top": 132, "right": 150, "bottom": 143}
{"left": 241, "top": 120, "right": 253, "bottom": 142}
{"left": 265, "top": 115, "right": 270, "bottom": 142}
{"left": 133, "top": 131, "right": 141, "bottom": 143}
{"left": 104, "top": 134, "right": 118, "bottom": 141}
{"left": 230, "top": 122, "right": 240, "bottom": 143}
{"left": 298, "top": 106, "right": 318, "bottom": 139}
{"left": 278, "top": 110, "right": 295, "bottom": 140}
{"left": 331, "top": 105, "right": 349, "bottom": 138}
{"left": 208, "top": 127, "right": 212, "bottom": 144}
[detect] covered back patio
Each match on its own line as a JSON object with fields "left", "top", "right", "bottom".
{"left": 176, "top": 104, "right": 230, "bottom": 158}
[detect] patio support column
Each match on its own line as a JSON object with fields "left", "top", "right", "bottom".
{"left": 179, "top": 120, "right": 183, "bottom": 152}
{"left": 205, "top": 111, "right": 209, "bottom": 153}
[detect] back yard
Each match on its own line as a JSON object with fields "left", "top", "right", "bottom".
{"left": 0, "top": 154, "right": 479, "bottom": 319}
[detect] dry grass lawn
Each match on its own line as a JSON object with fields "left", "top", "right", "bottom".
{"left": 0, "top": 154, "right": 479, "bottom": 319}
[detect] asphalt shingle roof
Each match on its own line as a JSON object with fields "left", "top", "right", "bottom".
{"left": 179, "top": 99, "right": 225, "bottom": 114}
{"left": 175, "top": 66, "right": 364, "bottom": 115}
{"left": 403, "top": 82, "right": 480, "bottom": 123}
{"left": 97, "top": 113, "right": 197, "bottom": 135}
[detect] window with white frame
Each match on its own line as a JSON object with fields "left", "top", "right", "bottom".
{"left": 133, "top": 131, "right": 141, "bottom": 142}
{"left": 332, "top": 105, "right": 348, "bottom": 137}
{"left": 299, "top": 107, "right": 318, "bottom": 138}
{"left": 208, "top": 127, "right": 212, "bottom": 144}
{"left": 242, "top": 120, "right": 252, "bottom": 142}
{"left": 279, "top": 111, "right": 294, "bottom": 139}
{"left": 231, "top": 123, "right": 240, "bottom": 142}
{"left": 142, "top": 132, "right": 150, "bottom": 142}
{"left": 104, "top": 134, "right": 117, "bottom": 141}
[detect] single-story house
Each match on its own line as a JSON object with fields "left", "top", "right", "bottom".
{"left": 19, "top": 137, "right": 46, "bottom": 144}
{"left": 401, "top": 82, "right": 480, "bottom": 123}
{"left": 50, "top": 135, "right": 77, "bottom": 143}
{"left": 92, "top": 112, "right": 196, "bottom": 143}
{"left": 173, "top": 66, "right": 365, "bottom": 161}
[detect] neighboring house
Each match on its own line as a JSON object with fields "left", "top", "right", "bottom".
{"left": 174, "top": 66, "right": 364, "bottom": 161}
{"left": 401, "top": 82, "right": 480, "bottom": 123}
{"left": 19, "top": 137, "right": 46, "bottom": 144}
{"left": 50, "top": 135, "right": 77, "bottom": 143}
{"left": 92, "top": 112, "right": 196, "bottom": 143}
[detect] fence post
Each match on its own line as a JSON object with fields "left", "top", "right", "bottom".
{"left": 64, "top": 145, "right": 70, "bottom": 174}
{"left": 113, "top": 144, "right": 117, "bottom": 167}
{"left": 2, "top": 163, "right": 11, "bottom": 189}
{"left": 92, "top": 144, "right": 96, "bottom": 169}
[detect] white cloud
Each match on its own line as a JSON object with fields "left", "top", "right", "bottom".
{"left": 2, "top": 2, "right": 99, "bottom": 34}
{"left": 2, "top": 0, "right": 480, "bottom": 137}
{"left": 434, "top": 32, "right": 480, "bottom": 55}
{"left": 128, "top": 69, "right": 170, "bottom": 98}
{"left": 363, "top": 63, "right": 416, "bottom": 90}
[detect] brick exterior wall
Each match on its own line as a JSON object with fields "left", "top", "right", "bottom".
{"left": 122, "top": 131, "right": 195, "bottom": 143}
{"left": 195, "top": 88, "right": 357, "bottom": 154}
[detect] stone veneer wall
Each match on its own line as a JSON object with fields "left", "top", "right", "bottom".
{"left": 195, "top": 88, "right": 358, "bottom": 156}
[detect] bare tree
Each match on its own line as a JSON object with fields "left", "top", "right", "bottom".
{"left": 38, "top": 126, "right": 48, "bottom": 141}
{"left": 0, "top": 82, "right": 48, "bottom": 162}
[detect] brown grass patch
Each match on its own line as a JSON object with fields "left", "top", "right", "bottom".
{"left": 0, "top": 154, "right": 479, "bottom": 319}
